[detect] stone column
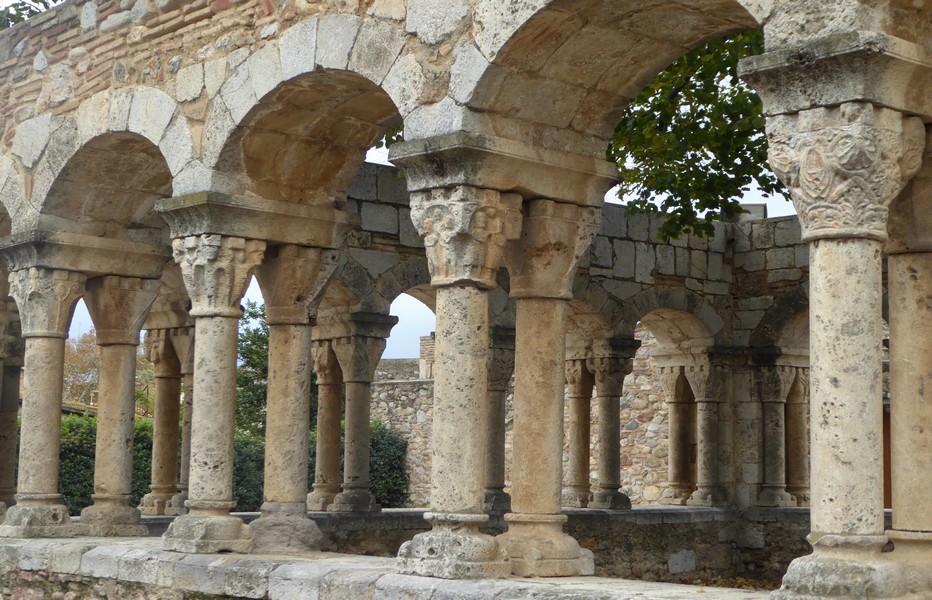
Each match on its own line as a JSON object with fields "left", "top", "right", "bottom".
{"left": 658, "top": 366, "right": 694, "bottom": 505}
{"left": 763, "top": 103, "right": 925, "bottom": 597}
{"left": 329, "top": 314, "right": 396, "bottom": 513}
{"left": 166, "top": 327, "right": 194, "bottom": 516}
{"left": 250, "top": 245, "right": 337, "bottom": 552}
{"left": 497, "top": 198, "right": 600, "bottom": 577}
{"left": 0, "top": 300, "right": 22, "bottom": 514}
{"left": 484, "top": 328, "right": 515, "bottom": 514}
{"left": 307, "top": 340, "right": 342, "bottom": 511}
{"left": 562, "top": 358, "right": 594, "bottom": 508}
{"left": 784, "top": 368, "right": 810, "bottom": 506}
{"left": 756, "top": 365, "right": 798, "bottom": 507}
{"left": 139, "top": 329, "right": 182, "bottom": 516}
{"left": 587, "top": 354, "right": 634, "bottom": 510}
{"left": 163, "top": 235, "right": 264, "bottom": 553}
{"left": 0, "top": 268, "right": 84, "bottom": 537}
{"left": 684, "top": 361, "right": 728, "bottom": 506}
{"left": 398, "top": 186, "right": 520, "bottom": 579}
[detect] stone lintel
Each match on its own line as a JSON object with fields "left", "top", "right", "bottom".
{"left": 740, "top": 31, "right": 932, "bottom": 120}
{"left": 312, "top": 312, "right": 398, "bottom": 342}
{"left": 389, "top": 131, "right": 620, "bottom": 207}
{"left": 0, "top": 232, "right": 170, "bottom": 279}
{"left": 590, "top": 336, "right": 641, "bottom": 360}
{"left": 156, "top": 192, "right": 359, "bottom": 249}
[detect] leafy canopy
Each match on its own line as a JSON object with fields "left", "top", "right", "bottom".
{"left": 608, "top": 29, "right": 788, "bottom": 240}
{"left": 2, "top": 1, "right": 60, "bottom": 28}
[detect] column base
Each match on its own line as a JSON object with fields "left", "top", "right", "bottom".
{"left": 250, "top": 502, "right": 323, "bottom": 554}
{"left": 398, "top": 512, "right": 510, "bottom": 579}
{"left": 787, "top": 489, "right": 810, "bottom": 506}
{"left": 163, "top": 508, "right": 253, "bottom": 554}
{"left": 497, "top": 513, "right": 595, "bottom": 577}
{"left": 588, "top": 490, "right": 631, "bottom": 510}
{"left": 79, "top": 501, "right": 148, "bottom": 537}
{"left": 328, "top": 489, "right": 381, "bottom": 513}
{"left": 139, "top": 489, "right": 177, "bottom": 516}
{"left": 164, "top": 490, "right": 188, "bottom": 516}
{"left": 0, "top": 502, "right": 81, "bottom": 538}
{"left": 658, "top": 486, "right": 693, "bottom": 506}
{"left": 306, "top": 487, "right": 339, "bottom": 511}
{"left": 757, "top": 487, "right": 798, "bottom": 508}
{"left": 886, "top": 530, "right": 932, "bottom": 584}
{"left": 561, "top": 489, "right": 590, "bottom": 509}
{"left": 774, "top": 534, "right": 930, "bottom": 599}
{"left": 687, "top": 486, "right": 728, "bottom": 506}
{"left": 484, "top": 490, "right": 512, "bottom": 514}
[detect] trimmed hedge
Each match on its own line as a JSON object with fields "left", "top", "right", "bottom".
{"left": 54, "top": 415, "right": 408, "bottom": 514}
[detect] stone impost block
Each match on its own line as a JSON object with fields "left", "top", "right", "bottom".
{"left": 158, "top": 192, "right": 359, "bottom": 249}
{"left": 84, "top": 276, "right": 160, "bottom": 345}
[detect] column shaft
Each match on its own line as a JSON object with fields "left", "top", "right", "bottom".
{"left": 759, "top": 399, "right": 795, "bottom": 506}
{"left": 562, "top": 361, "right": 593, "bottom": 508}
{"left": 663, "top": 400, "right": 694, "bottom": 504}
{"left": 784, "top": 390, "right": 810, "bottom": 506}
{"left": 484, "top": 334, "right": 514, "bottom": 514}
{"left": 16, "top": 337, "right": 64, "bottom": 500}
{"left": 141, "top": 374, "right": 181, "bottom": 515}
{"left": 688, "top": 400, "right": 725, "bottom": 505}
{"left": 308, "top": 379, "right": 342, "bottom": 510}
{"left": 0, "top": 365, "right": 19, "bottom": 507}
{"left": 166, "top": 373, "right": 193, "bottom": 516}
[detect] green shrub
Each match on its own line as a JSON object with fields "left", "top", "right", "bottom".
{"left": 232, "top": 431, "right": 265, "bottom": 512}
{"left": 369, "top": 421, "right": 409, "bottom": 508}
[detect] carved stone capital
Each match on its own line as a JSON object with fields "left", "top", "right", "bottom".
{"left": 659, "top": 366, "right": 687, "bottom": 404}
{"left": 172, "top": 235, "right": 265, "bottom": 318}
{"left": 254, "top": 245, "right": 339, "bottom": 326}
{"left": 488, "top": 348, "right": 515, "bottom": 394}
{"left": 85, "top": 276, "right": 160, "bottom": 345}
{"left": 144, "top": 329, "right": 182, "bottom": 377}
{"left": 789, "top": 367, "right": 810, "bottom": 404}
{"left": 586, "top": 356, "right": 633, "bottom": 398}
{"left": 505, "top": 199, "right": 601, "bottom": 299}
{"left": 767, "top": 103, "right": 925, "bottom": 242}
{"left": 684, "top": 361, "right": 725, "bottom": 404}
{"left": 9, "top": 267, "right": 85, "bottom": 338}
{"left": 0, "top": 299, "right": 23, "bottom": 362}
{"left": 331, "top": 335, "right": 387, "bottom": 384}
{"left": 410, "top": 186, "right": 522, "bottom": 288}
{"left": 754, "top": 365, "right": 798, "bottom": 404}
{"left": 169, "top": 327, "right": 195, "bottom": 375}
{"left": 310, "top": 340, "right": 340, "bottom": 386}
{"left": 564, "top": 359, "right": 593, "bottom": 398}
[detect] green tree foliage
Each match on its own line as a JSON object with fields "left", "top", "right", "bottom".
{"left": 2, "top": 1, "right": 60, "bottom": 28}
{"left": 236, "top": 300, "right": 270, "bottom": 436}
{"left": 609, "top": 29, "right": 789, "bottom": 240}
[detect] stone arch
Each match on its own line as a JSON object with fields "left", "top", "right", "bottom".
{"left": 572, "top": 273, "right": 640, "bottom": 340}
{"left": 197, "top": 15, "right": 410, "bottom": 203}
{"left": 416, "top": 0, "right": 761, "bottom": 152}
{"left": 17, "top": 87, "right": 195, "bottom": 233}
{"left": 623, "top": 286, "right": 724, "bottom": 348}
{"left": 0, "top": 155, "right": 22, "bottom": 238}
{"left": 375, "top": 257, "right": 433, "bottom": 309}
{"left": 749, "top": 283, "right": 810, "bottom": 356}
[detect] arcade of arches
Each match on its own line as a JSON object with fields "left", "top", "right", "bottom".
{"left": 0, "top": 0, "right": 929, "bottom": 598}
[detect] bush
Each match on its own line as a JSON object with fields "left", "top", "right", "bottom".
{"left": 369, "top": 421, "right": 409, "bottom": 508}
{"left": 232, "top": 431, "right": 265, "bottom": 512}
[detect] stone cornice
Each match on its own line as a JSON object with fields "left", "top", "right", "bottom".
{"left": 0, "top": 232, "right": 170, "bottom": 279}
{"left": 389, "top": 132, "right": 620, "bottom": 207}
{"left": 156, "top": 192, "right": 358, "bottom": 249}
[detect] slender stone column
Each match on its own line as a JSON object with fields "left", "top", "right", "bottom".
{"left": 139, "top": 329, "right": 182, "bottom": 516}
{"left": 307, "top": 340, "right": 342, "bottom": 511}
{"left": 587, "top": 354, "right": 634, "bottom": 510}
{"left": 329, "top": 315, "right": 396, "bottom": 513}
{"left": 166, "top": 328, "right": 194, "bottom": 516}
{"left": 755, "top": 365, "right": 798, "bottom": 507}
{"left": 658, "top": 366, "right": 694, "bottom": 505}
{"left": 163, "top": 235, "right": 264, "bottom": 553}
{"left": 498, "top": 198, "right": 600, "bottom": 577}
{"left": 484, "top": 328, "right": 515, "bottom": 513}
{"left": 684, "top": 361, "right": 728, "bottom": 506}
{"left": 562, "top": 359, "right": 593, "bottom": 508}
{"left": 784, "top": 369, "right": 810, "bottom": 506}
{"left": 0, "top": 299, "right": 20, "bottom": 515}
{"left": 763, "top": 104, "right": 925, "bottom": 598}
{"left": 250, "top": 245, "right": 337, "bottom": 552}
{"left": 398, "top": 186, "right": 520, "bottom": 579}
{"left": 79, "top": 276, "right": 159, "bottom": 536}
{"left": 0, "top": 268, "right": 84, "bottom": 537}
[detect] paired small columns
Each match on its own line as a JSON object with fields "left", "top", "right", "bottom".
{"left": 483, "top": 328, "right": 515, "bottom": 514}
{"left": 755, "top": 365, "right": 803, "bottom": 508}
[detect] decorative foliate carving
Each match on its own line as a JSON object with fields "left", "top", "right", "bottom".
{"left": 488, "top": 345, "right": 515, "bottom": 393}
{"left": 658, "top": 366, "right": 686, "bottom": 404}
{"left": 767, "top": 103, "right": 925, "bottom": 242}
{"left": 587, "top": 356, "right": 632, "bottom": 398}
{"left": 311, "top": 340, "right": 340, "bottom": 386}
{"left": 684, "top": 361, "right": 725, "bottom": 403}
{"left": 331, "top": 335, "right": 386, "bottom": 384}
{"left": 9, "top": 267, "right": 85, "bottom": 338}
{"left": 144, "top": 328, "right": 181, "bottom": 377}
{"left": 172, "top": 235, "right": 265, "bottom": 318}
{"left": 85, "top": 276, "right": 160, "bottom": 345}
{"left": 754, "top": 365, "right": 798, "bottom": 404}
{"left": 564, "top": 358, "right": 593, "bottom": 398}
{"left": 788, "top": 368, "right": 810, "bottom": 404}
{"left": 505, "top": 198, "right": 602, "bottom": 299}
{"left": 410, "top": 186, "right": 522, "bottom": 288}
{"left": 254, "top": 245, "right": 340, "bottom": 326}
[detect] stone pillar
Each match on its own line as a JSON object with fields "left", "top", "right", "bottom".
{"left": 0, "top": 268, "right": 84, "bottom": 537}
{"left": 307, "top": 340, "right": 342, "bottom": 511}
{"left": 587, "top": 353, "right": 634, "bottom": 510}
{"left": 756, "top": 365, "right": 798, "bottom": 507}
{"left": 658, "top": 366, "right": 694, "bottom": 505}
{"left": 762, "top": 103, "right": 925, "bottom": 597}
{"left": 329, "top": 314, "right": 396, "bottom": 513}
{"left": 166, "top": 328, "right": 194, "bottom": 516}
{"left": 79, "top": 276, "right": 159, "bottom": 535}
{"left": 497, "top": 198, "right": 600, "bottom": 577}
{"left": 684, "top": 361, "right": 728, "bottom": 506}
{"left": 784, "top": 368, "right": 810, "bottom": 506}
{"left": 398, "top": 186, "right": 520, "bottom": 579}
{"left": 250, "top": 245, "right": 337, "bottom": 552}
{"left": 0, "top": 299, "right": 22, "bottom": 514}
{"left": 139, "top": 329, "right": 182, "bottom": 516}
{"left": 562, "top": 359, "right": 593, "bottom": 508}
{"left": 484, "top": 328, "right": 515, "bottom": 514}
{"left": 163, "top": 235, "right": 264, "bottom": 553}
